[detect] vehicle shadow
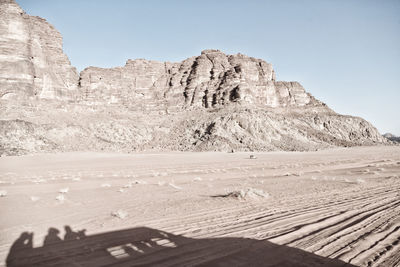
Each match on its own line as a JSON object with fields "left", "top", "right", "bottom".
{"left": 6, "top": 226, "right": 355, "bottom": 266}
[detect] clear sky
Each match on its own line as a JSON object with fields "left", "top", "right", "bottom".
{"left": 17, "top": 0, "right": 400, "bottom": 135}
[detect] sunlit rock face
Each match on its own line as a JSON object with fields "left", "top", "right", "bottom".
{"left": 1, "top": 0, "right": 316, "bottom": 109}
{"left": 0, "top": 0, "right": 389, "bottom": 156}
{"left": 0, "top": 0, "right": 79, "bottom": 101}
{"left": 80, "top": 49, "right": 319, "bottom": 110}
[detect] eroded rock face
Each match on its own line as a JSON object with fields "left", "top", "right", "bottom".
{"left": 0, "top": 0, "right": 79, "bottom": 100}
{"left": 1, "top": 1, "right": 317, "bottom": 109}
{"left": 0, "top": 0, "right": 389, "bottom": 156}
{"left": 80, "top": 49, "right": 319, "bottom": 110}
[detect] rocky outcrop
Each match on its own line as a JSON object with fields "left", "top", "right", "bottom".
{"left": 0, "top": 104, "right": 387, "bottom": 156}
{"left": 80, "top": 50, "right": 320, "bottom": 110}
{"left": 383, "top": 133, "right": 400, "bottom": 143}
{"left": 0, "top": 0, "right": 389, "bottom": 156}
{"left": 0, "top": 1, "right": 319, "bottom": 110}
{"left": 0, "top": 0, "right": 79, "bottom": 101}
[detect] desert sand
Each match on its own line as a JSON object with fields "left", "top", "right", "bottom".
{"left": 0, "top": 146, "right": 399, "bottom": 266}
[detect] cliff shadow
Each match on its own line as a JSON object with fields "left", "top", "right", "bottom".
{"left": 6, "top": 226, "right": 356, "bottom": 267}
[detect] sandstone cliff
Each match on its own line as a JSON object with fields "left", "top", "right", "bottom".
{"left": 0, "top": 0, "right": 388, "bottom": 156}
{"left": 79, "top": 49, "right": 319, "bottom": 111}
{"left": 0, "top": 0, "right": 79, "bottom": 101}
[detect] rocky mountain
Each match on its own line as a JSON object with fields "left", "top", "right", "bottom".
{"left": 383, "top": 133, "right": 400, "bottom": 143}
{"left": 0, "top": 0, "right": 388, "bottom": 156}
{"left": 0, "top": 0, "right": 79, "bottom": 101}
{"left": 79, "top": 50, "right": 319, "bottom": 112}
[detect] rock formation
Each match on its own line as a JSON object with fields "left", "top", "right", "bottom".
{"left": 383, "top": 133, "right": 400, "bottom": 143}
{"left": 0, "top": 0, "right": 389, "bottom": 156}
{"left": 0, "top": 0, "right": 79, "bottom": 101}
{"left": 79, "top": 49, "right": 319, "bottom": 111}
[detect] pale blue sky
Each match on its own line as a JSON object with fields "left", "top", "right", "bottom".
{"left": 17, "top": 0, "right": 400, "bottom": 135}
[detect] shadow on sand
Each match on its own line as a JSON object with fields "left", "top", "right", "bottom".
{"left": 6, "top": 226, "right": 355, "bottom": 267}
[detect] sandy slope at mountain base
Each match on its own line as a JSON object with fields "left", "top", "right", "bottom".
{"left": 0, "top": 146, "right": 399, "bottom": 266}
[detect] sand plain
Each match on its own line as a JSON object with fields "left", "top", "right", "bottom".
{"left": 0, "top": 146, "right": 399, "bottom": 266}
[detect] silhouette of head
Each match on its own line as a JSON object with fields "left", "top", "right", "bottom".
{"left": 43, "top": 227, "right": 62, "bottom": 246}
{"left": 48, "top": 228, "right": 60, "bottom": 235}
{"left": 20, "top": 232, "right": 31, "bottom": 239}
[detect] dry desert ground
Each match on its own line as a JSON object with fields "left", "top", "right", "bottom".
{"left": 0, "top": 146, "right": 400, "bottom": 266}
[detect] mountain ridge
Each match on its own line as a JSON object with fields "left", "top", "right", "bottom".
{"left": 0, "top": 0, "right": 388, "bottom": 155}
